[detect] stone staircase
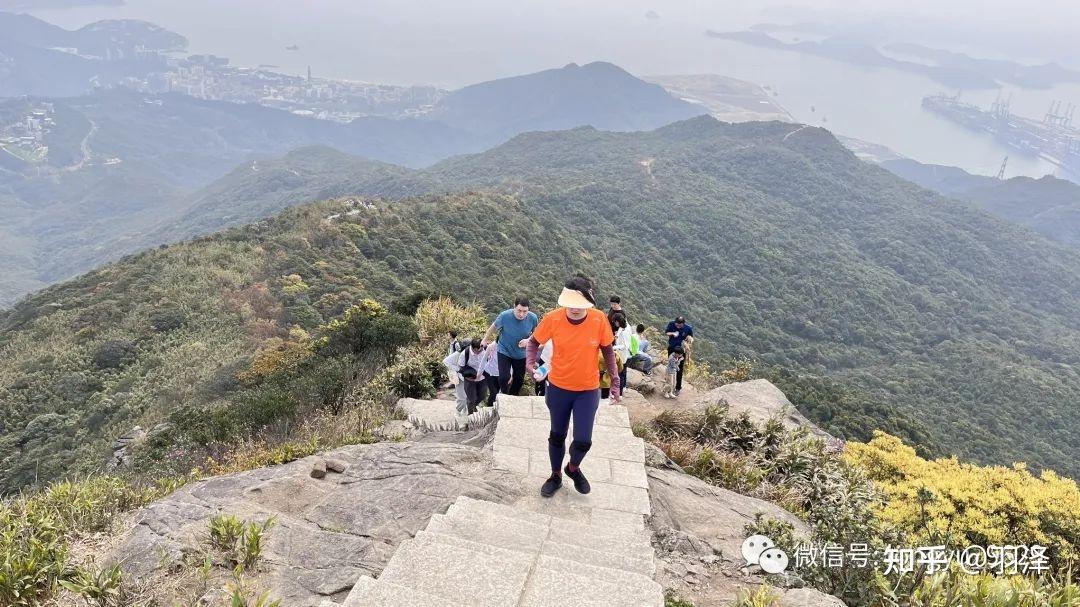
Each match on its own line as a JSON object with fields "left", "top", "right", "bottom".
{"left": 333, "top": 395, "right": 662, "bottom": 607}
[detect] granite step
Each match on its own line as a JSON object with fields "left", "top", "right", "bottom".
{"left": 419, "top": 528, "right": 654, "bottom": 577}
{"left": 342, "top": 575, "right": 469, "bottom": 607}
{"left": 446, "top": 495, "right": 552, "bottom": 527}
{"left": 538, "top": 553, "right": 662, "bottom": 599}
{"left": 425, "top": 511, "right": 546, "bottom": 554}
{"left": 519, "top": 558, "right": 663, "bottom": 607}
{"left": 376, "top": 534, "right": 534, "bottom": 607}
{"left": 442, "top": 498, "right": 655, "bottom": 575}
{"left": 450, "top": 496, "right": 650, "bottom": 545}
{"left": 493, "top": 417, "right": 645, "bottom": 463}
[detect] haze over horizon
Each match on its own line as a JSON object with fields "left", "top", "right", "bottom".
{"left": 24, "top": 0, "right": 1080, "bottom": 87}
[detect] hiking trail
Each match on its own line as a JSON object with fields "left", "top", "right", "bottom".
{"left": 326, "top": 394, "right": 661, "bottom": 606}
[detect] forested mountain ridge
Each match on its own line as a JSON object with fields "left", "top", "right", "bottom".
{"left": 428, "top": 61, "right": 704, "bottom": 143}
{"left": 0, "top": 62, "right": 705, "bottom": 306}
{"left": 882, "top": 157, "right": 1080, "bottom": 248}
{"left": 3, "top": 116, "right": 1080, "bottom": 495}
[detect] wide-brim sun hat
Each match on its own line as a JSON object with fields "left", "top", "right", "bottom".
{"left": 558, "top": 287, "right": 595, "bottom": 309}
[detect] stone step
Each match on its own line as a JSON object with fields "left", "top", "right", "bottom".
{"left": 342, "top": 575, "right": 469, "bottom": 607}
{"left": 431, "top": 508, "right": 655, "bottom": 577}
{"left": 449, "top": 494, "right": 648, "bottom": 546}
{"left": 521, "top": 452, "right": 649, "bottom": 490}
{"left": 519, "top": 557, "right": 663, "bottom": 607}
{"left": 425, "top": 511, "right": 546, "bottom": 554}
{"left": 494, "top": 417, "right": 645, "bottom": 463}
{"left": 440, "top": 499, "right": 655, "bottom": 574}
{"left": 546, "top": 514, "right": 653, "bottom": 559}
{"left": 377, "top": 534, "right": 534, "bottom": 607}
{"left": 447, "top": 495, "right": 552, "bottom": 527}
{"left": 414, "top": 528, "right": 534, "bottom": 559}
{"left": 538, "top": 553, "right": 662, "bottom": 599}
{"left": 513, "top": 474, "right": 652, "bottom": 516}
{"left": 590, "top": 507, "right": 646, "bottom": 531}
{"left": 542, "top": 538, "right": 656, "bottom": 576}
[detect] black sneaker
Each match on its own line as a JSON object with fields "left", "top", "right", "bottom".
{"left": 563, "top": 464, "right": 591, "bottom": 494}
{"left": 673, "top": 389, "right": 682, "bottom": 397}
{"left": 540, "top": 473, "right": 562, "bottom": 497}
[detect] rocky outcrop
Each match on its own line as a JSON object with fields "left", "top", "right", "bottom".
{"left": 647, "top": 468, "right": 808, "bottom": 563}
{"left": 622, "top": 376, "right": 832, "bottom": 440}
{"left": 107, "top": 423, "right": 175, "bottom": 470}
{"left": 107, "top": 440, "right": 520, "bottom": 606}
{"left": 694, "top": 379, "right": 831, "bottom": 439}
{"left": 107, "top": 426, "right": 146, "bottom": 469}
{"left": 777, "top": 587, "right": 847, "bottom": 606}
{"left": 647, "top": 468, "right": 812, "bottom": 607}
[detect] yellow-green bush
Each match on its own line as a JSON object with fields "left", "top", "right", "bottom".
{"left": 901, "top": 568, "right": 1080, "bottom": 606}
{"left": 1, "top": 475, "right": 184, "bottom": 606}
{"left": 846, "top": 432, "right": 1080, "bottom": 569}
{"left": 413, "top": 296, "right": 489, "bottom": 346}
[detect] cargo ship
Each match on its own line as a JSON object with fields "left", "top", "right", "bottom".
{"left": 923, "top": 94, "right": 1080, "bottom": 177}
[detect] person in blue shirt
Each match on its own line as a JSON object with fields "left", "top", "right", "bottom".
{"left": 482, "top": 296, "right": 539, "bottom": 396}
{"left": 664, "top": 316, "right": 694, "bottom": 396}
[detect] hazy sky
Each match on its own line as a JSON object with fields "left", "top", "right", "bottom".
{"left": 24, "top": 0, "right": 1080, "bottom": 177}
{"left": 31, "top": 0, "right": 1080, "bottom": 83}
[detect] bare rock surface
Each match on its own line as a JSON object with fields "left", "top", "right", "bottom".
{"left": 648, "top": 467, "right": 814, "bottom": 606}
{"left": 106, "top": 440, "right": 519, "bottom": 606}
{"left": 647, "top": 468, "right": 808, "bottom": 563}
{"left": 695, "top": 379, "right": 832, "bottom": 438}
{"left": 777, "top": 587, "right": 847, "bottom": 606}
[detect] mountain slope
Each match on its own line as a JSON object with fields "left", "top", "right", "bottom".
{"left": 884, "top": 158, "right": 1080, "bottom": 248}
{"left": 429, "top": 61, "right": 705, "bottom": 143}
{"left": 0, "top": 62, "right": 704, "bottom": 305}
{"left": 0, "top": 12, "right": 186, "bottom": 97}
{"left": 3, "top": 117, "right": 1080, "bottom": 493}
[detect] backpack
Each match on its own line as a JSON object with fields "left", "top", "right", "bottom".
{"left": 458, "top": 347, "right": 478, "bottom": 380}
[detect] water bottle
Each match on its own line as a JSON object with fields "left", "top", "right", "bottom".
{"left": 533, "top": 363, "right": 549, "bottom": 381}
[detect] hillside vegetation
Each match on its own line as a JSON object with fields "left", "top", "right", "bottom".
{"left": 883, "top": 158, "right": 1080, "bottom": 249}
{"left": 3, "top": 117, "right": 1080, "bottom": 494}
{"left": 0, "top": 61, "right": 704, "bottom": 305}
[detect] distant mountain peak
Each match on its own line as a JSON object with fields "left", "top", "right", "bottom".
{"left": 430, "top": 61, "right": 706, "bottom": 139}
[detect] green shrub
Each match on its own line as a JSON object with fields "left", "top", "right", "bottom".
{"left": 207, "top": 514, "right": 275, "bottom": 571}
{"left": 91, "top": 339, "right": 138, "bottom": 369}
{"left": 0, "top": 475, "right": 182, "bottom": 606}
{"left": 59, "top": 563, "right": 127, "bottom": 607}
{"left": 663, "top": 589, "right": 696, "bottom": 607}
{"left": 209, "top": 514, "right": 245, "bottom": 552}
{"left": 732, "top": 585, "right": 780, "bottom": 607}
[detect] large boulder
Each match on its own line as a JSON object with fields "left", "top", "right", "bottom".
{"left": 648, "top": 468, "right": 813, "bottom": 607}
{"left": 777, "top": 587, "right": 847, "bottom": 606}
{"left": 696, "top": 379, "right": 832, "bottom": 439}
{"left": 647, "top": 467, "right": 808, "bottom": 562}
{"left": 107, "top": 440, "right": 519, "bottom": 606}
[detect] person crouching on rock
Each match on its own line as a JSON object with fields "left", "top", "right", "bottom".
{"left": 526, "top": 274, "right": 620, "bottom": 498}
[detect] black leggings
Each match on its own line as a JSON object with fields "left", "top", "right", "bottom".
{"left": 484, "top": 372, "right": 500, "bottom": 407}
{"left": 498, "top": 353, "right": 526, "bottom": 395}
{"left": 546, "top": 383, "right": 599, "bottom": 472}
